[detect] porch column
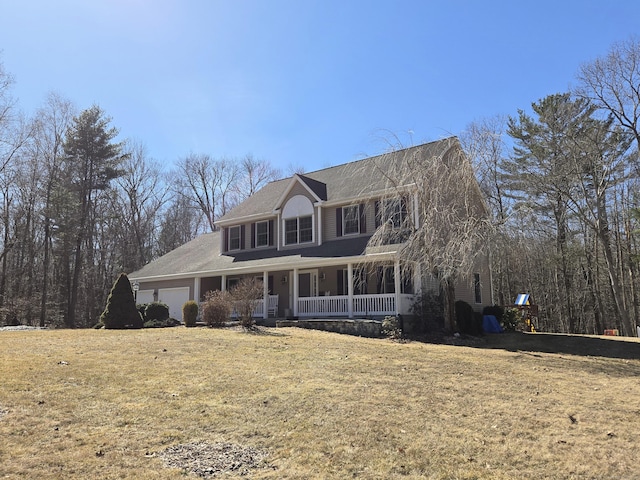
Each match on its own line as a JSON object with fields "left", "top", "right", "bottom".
{"left": 414, "top": 263, "right": 422, "bottom": 294}
{"left": 317, "top": 206, "right": 323, "bottom": 246}
{"left": 194, "top": 277, "right": 201, "bottom": 303}
{"left": 293, "top": 268, "right": 299, "bottom": 317}
{"left": 394, "top": 260, "right": 401, "bottom": 315}
{"left": 221, "top": 275, "right": 227, "bottom": 292}
{"left": 347, "top": 263, "right": 354, "bottom": 318}
{"left": 262, "top": 271, "right": 269, "bottom": 319}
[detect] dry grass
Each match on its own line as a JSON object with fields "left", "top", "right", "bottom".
{"left": 1, "top": 327, "right": 639, "bottom": 479}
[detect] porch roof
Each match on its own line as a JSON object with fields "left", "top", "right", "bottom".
{"left": 129, "top": 231, "right": 399, "bottom": 281}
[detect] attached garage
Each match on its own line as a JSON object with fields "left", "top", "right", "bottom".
{"left": 158, "top": 287, "right": 190, "bottom": 321}
{"left": 136, "top": 289, "right": 155, "bottom": 305}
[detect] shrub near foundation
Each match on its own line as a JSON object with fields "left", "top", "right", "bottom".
{"left": 100, "top": 273, "right": 143, "bottom": 329}
{"left": 201, "top": 290, "right": 232, "bottom": 327}
{"left": 144, "top": 302, "right": 169, "bottom": 322}
{"left": 183, "top": 300, "right": 198, "bottom": 327}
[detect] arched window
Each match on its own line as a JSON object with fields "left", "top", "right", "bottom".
{"left": 282, "top": 195, "right": 314, "bottom": 245}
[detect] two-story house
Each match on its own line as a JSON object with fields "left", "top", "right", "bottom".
{"left": 129, "top": 137, "right": 492, "bottom": 323}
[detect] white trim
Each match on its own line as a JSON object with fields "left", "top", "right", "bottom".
{"left": 216, "top": 212, "right": 275, "bottom": 228}
{"left": 394, "top": 261, "right": 401, "bottom": 316}
{"left": 347, "top": 263, "right": 354, "bottom": 318}
{"left": 274, "top": 174, "right": 324, "bottom": 211}
{"left": 317, "top": 205, "right": 323, "bottom": 246}
{"left": 194, "top": 277, "right": 201, "bottom": 303}
{"left": 293, "top": 267, "right": 299, "bottom": 317}
{"left": 263, "top": 271, "right": 269, "bottom": 319}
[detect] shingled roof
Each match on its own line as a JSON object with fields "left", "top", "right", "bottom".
{"left": 217, "top": 137, "right": 459, "bottom": 223}
{"left": 129, "top": 231, "right": 398, "bottom": 280}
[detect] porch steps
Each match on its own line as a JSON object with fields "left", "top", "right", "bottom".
{"left": 276, "top": 318, "right": 382, "bottom": 338}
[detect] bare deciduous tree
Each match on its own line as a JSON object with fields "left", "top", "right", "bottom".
{"left": 366, "top": 138, "right": 492, "bottom": 331}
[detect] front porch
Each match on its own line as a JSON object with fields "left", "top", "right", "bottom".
{"left": 196, "top": 259, "right": 419, "bottom": 320}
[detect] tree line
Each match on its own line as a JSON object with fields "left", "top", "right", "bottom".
{"left": 2, "top": 37, "right": 639, "bottom": 334}
{"left": 463, "top": 37, "right": 640, "bottom": 336}
{"left": 0, "top": 67, "right": 280, "bottom": 327}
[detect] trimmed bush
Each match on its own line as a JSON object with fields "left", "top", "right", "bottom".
{"left": 100, "top": 273, "right": 143, "bottom": 329}
{"left": 183, "top": 300, "right": 199, "bottom": 327}
{"left": 144, "top": 302, "right": 170, "bottom": 322}
{"left": 201, "top": 290, "right": 232, "bottom": 327}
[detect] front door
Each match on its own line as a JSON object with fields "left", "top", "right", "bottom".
{"left": 297, "top": 270, "right": 318, "bottom": 297}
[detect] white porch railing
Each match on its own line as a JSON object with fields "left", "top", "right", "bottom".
{"left": 297, "top": 293, "right": 415, "bottom": 317}
{"left": 298, "top": 295, "right": 349, "bottom": 317}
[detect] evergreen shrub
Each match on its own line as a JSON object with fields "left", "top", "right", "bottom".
{"left": 100, "top": 273, "right": 143, "bottom": 329}
{"left": 455, "top": 300, "right": 481, "bottom": 335}
{"left": 144, "top": 302, "right": 170, "bottom": 322}
{"left": 182, "top": 300, "right": 198, "bottom": 327}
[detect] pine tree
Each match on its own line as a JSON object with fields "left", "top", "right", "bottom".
{"left": 100, "top": 273, "right": 142, "bottom": 329}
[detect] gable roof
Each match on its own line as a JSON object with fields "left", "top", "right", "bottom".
{"left": 217, "top": 137, "right": 459, "bottom": 224}
{"left": 129, "top": 231, "right": 398, "bottom": 281}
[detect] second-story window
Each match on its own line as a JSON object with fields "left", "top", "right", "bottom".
{"left": 376, "top": 197, "right": 409, "bottom": 228}
{"left": 343, "top": 205, "right": 360, "bottom": 235}
{"left": 256, "top": 221, "right": 269, "bottom": 247}
{"left": 229, "top": 226, "right": 241, "bottom": 251}
{"left": 285, "top": 216, "right": 313, "bottom": 245}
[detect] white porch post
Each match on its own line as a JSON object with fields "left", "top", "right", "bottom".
{"left": 347, "top": 263, "right": 354, "bottom": 318}
{"left": 317, "top": 206, "right": 323, "bottom": 246}
{"left": 394, "top": 260, "right": 401, "bottom": 315}
{"left": 262, "top": 271, "right": 269, "bottom": 319}
{"left": 414, "top": 263, "right": 422, "bottom": 294}
{"left": 221, "top": 275, "right": 227, "bottom": 292}
{"left": 293, "top": 268, "right": 299, "bottom": 317}
{"left": 194, "top": 277, "right": 201, "bottom": 303}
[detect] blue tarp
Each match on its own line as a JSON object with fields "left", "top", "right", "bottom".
{"left": 483, "top": 315, "right": 503, "bottom": 333}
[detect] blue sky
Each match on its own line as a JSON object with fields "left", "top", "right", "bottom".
{"left": 1, "top": 0, "right": 639, "bottom": 173}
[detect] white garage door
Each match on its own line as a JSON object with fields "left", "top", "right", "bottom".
{"left": 158, "top": 287, "right": 190, "bottom": 321}
{"left": 136, "top": 289, "right": 154, "bottom": 305}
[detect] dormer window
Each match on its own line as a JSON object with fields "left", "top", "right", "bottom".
{"left": 285, "top": 216, "right": 313, "bottom": 245}
{"left": 282, "top": 195, "right": 315, "bottom": 246}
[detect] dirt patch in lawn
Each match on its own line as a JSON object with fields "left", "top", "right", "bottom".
{"left": 158, "top": 441, "right": 269, "bottom": 477}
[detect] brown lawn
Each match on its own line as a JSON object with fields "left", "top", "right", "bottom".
{"left": 0, "top": 327, "right": 639, "bottom": 479}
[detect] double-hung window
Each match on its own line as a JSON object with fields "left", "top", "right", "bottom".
{"left": 228, "top": 226, "right": 241, "bottom": 251}
{"left": 385, "top": 198, "right": 408, "bottom": 228}
{"left": 285, "top": 216, "right": 313, "bottom": 245}
{"left": 343, "top": 205, "right": 360, "bottom": 235}
{"left": 256, "top": 221, "right": 269, "bottom": 247}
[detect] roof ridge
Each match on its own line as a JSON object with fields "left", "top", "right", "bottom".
{"left": 266, "top": 136, "right": 458, "bottom": 184}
